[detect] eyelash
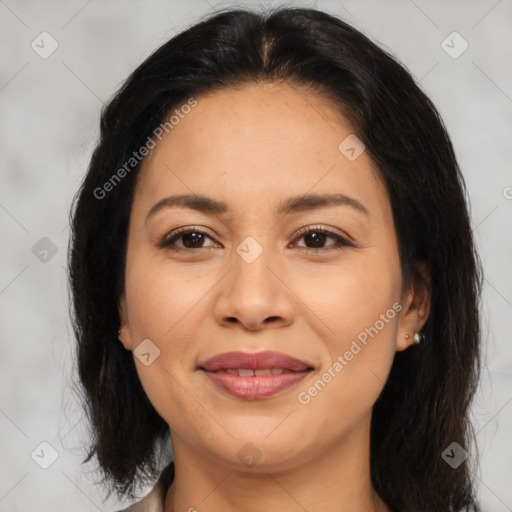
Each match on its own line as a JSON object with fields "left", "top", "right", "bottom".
{"left": 159, "top": 225, "right": 354, "bottom": 253}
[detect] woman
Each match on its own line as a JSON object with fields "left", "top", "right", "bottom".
{"left": 68, "top": 6, "right": 483, "bottom": 512}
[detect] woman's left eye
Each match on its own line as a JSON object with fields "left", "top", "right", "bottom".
{"left": 291, "top": 226, "right": 354, "bottom": 252}
{"left": 159, "top": 226, "right": 353, "bottom": 252}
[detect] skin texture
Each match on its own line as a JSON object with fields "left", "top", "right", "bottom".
{"left": 118, "top": 82, "right": 430, "bottom": 512}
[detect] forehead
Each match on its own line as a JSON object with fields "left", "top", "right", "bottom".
{"left": 133, "top": 82, "right": 388, "bottom": 221}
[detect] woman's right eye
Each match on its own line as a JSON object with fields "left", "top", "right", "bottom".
{"left": 160, "top": 228, "right": 218, "bottom": 251}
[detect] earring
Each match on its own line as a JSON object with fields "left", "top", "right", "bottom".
{"left": 118, "top": 328, "right": 123, "bottom": 335}
{"left": 405, "top": 331, "right": 423, "bottom": 344}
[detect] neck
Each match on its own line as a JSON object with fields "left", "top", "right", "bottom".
{"left": 163, "top": 416, "right": 390, "bottom": 512}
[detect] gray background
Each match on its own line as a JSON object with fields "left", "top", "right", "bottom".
{"left": 1, "top": 0, "right": 511, "bottom": 510}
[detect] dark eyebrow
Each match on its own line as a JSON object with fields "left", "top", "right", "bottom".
{"left": 145, "top": 192, "right": 369, "bottom": 224}
{"left": 146, "top": 194, "right": 228, "bottom": 224}
{"left": 276, "top": 193, "right": 369, "bottom": 217}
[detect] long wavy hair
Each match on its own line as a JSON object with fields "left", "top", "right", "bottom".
{"left": 68, "top": 7, "right": 483, "bottom": 511}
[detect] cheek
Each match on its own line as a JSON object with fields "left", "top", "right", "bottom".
{"left": 294, "top": 279, "right": 399, "bottom": 431}
{"left": 122, "top": 256, "right": 201, "bottom": 415}
{"left": 291, "top": 254, "right": 400, "bottom": 403}
{"left": 291, "top": 250, "right": 401, "bottom": 339}
{"left": 124, "top": 250, "right": 207, "bottom": 342}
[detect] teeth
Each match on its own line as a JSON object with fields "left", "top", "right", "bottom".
{"left": 219, "top": 368, "right": 287, "bottom": 376}
{"left": 254, "top": 369, "right": 271, "bottom": 376}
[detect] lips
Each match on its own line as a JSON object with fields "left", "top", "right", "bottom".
{"left": 199, "top": 351, "right": 312, "bottom": 372}
{"left": 199, "top": 351, "right": 313, "bottom": 400}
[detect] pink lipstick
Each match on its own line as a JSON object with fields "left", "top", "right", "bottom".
{"left": 199, "top": 351, "right": 313, "bottom": 400}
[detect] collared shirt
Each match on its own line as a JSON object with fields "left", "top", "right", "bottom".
{"left": 117, "top": 461, "right": 174, "bottom": 512}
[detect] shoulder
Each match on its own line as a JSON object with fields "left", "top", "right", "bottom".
{"left": 115, "top": 461, "right": 175, "bottom": 512}
{"left": 116, "top": 484, "right": 164, "bottom": 512}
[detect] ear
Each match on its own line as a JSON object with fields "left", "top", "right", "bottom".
{"left": 118, "top": 293, "right": 133, "bottom": 351}
{"left": 396, "top": 261, "right": 431, "bottom": 351}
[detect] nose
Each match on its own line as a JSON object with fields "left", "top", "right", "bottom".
{"left": 213, "top": 241, "right": 295, "bottom": 331}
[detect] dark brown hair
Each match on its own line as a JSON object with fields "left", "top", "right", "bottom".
{"left": 68, "top": 7, "right": 483, "bottom": 511}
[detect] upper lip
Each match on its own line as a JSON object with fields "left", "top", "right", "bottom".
{"left": 199, "top": 351, "right": 313, "bottom": 372}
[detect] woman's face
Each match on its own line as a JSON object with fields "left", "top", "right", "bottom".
{"left": 119, "top": 82, "right": 424, "bottom": 471}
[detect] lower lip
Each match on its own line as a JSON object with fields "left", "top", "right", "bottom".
{"left": 202, "top": 370, "right": 311, "bottom": 400}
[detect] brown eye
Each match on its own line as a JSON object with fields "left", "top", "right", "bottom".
{"left": 292, "top": 226, "right": 354, "bottom": 252}
{"left": 160, "top": 228, "right": 218, "bottom": 251}
{"left": 178, "top": 231, "right": 207, "bottom": 248}
{"left": 302, "top": 231, "right": 330, "bottom": 248}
